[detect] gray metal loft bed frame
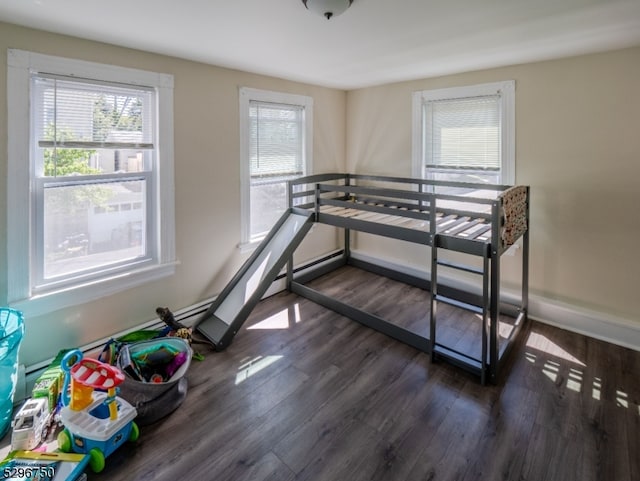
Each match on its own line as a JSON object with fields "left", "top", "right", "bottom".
{"left": 286, "top": 173, "right": 530, "bottom": 384}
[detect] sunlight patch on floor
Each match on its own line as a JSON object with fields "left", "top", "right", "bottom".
{"left": 472, "top": 314, "right": 514, "bottom": 339}
{"left": 247, "top": 303, "right": 302, "bottom": 330}
{"left": 235, "top": 355, "right": 283, "bottom": 384}
{"left": 567, "top": 368, "right": 583, "bottom": 392}
{"left": 248, "top": 308, "right": 289, "bottom": 330}
{"left": 592, "top": 377, "right": 602, "bottom": 401}
{"left": 524, "top": 345, "right": 637, "bottom": 415}
{"left": 525, "top": 332, "right": 586, "bottom": 366}
{"left": 526, "top": 358, "right": 636, "bottom": 412}
{"left": 616, "top": 390, "right": 629, "bottom": 409}
{"left": 542, "top": 359, "right": 559, "bottom": 382}
{"left": 498, "top": 322, "right": 514, "bottom": 339}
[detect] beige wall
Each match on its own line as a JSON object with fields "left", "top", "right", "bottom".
{"left": 0, "top": 22, "right": 346, "bottom": 367}
{"left": 346, "top": 47, "right": 640, "bottom": 324}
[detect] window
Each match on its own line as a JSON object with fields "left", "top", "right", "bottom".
{"left": 7, "top": 50, "right": 175, "bottom": 316}
{"left": 412, "top": 81, "right": 515, "bottom": 186}
{"left": 239, "top": 87, "right": 313, "bottom": 247}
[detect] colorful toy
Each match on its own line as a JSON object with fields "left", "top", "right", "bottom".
{"left": 57, "top": 350, "right": 139, "bottom": 473}
{"left": 156, "top": 306, "right": 209, "bottom": 361}
{"left": 32, "top": 349, "right": 68, "bottom": 412}
{"left": 10, "top": 349, "right": 70, "bottom": 451}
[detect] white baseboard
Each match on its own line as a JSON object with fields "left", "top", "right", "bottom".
{"left": 527, "top": 296, "right": 640, "bottom": 352}
{"left": 349, "top": 250, "right": 640, "bottom": 352}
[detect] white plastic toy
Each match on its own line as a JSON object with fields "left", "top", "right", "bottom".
{"left": 10, "top": 397, "right": 51, "bottom": 450}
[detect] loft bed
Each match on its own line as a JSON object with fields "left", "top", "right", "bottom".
{"left": 285, "top": 173, "right": 529, "bottom": 384}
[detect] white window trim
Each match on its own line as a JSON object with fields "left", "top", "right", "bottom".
{"left": 238, "top": 87, "right": 313, "bottom": 250}
{"left": 6, "top": 49, "right": 176, "bottom": 317}
{"left": 411, "top": 80, "right": 515, "bottom": 184}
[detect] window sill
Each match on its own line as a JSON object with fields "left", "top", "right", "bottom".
{"left": 238, "top": 238, "right": 264, "bottom": 255}
{"left": 10, "top": 261, "right": 178, "bottom": 318}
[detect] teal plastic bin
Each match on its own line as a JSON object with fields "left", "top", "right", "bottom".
{"left": 0, "top": 308, "right": 24, "bottom": 438}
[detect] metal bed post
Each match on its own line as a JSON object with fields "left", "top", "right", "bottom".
{"left": 286, "top": 180, "right": 294, "bottom": 290}
{"left": 344, "top": 174, "right": 351, "bottom": 261}
{"left": 429, "top": 193, "right": 438, "bottom": 361}
{"left": 314, "top": 182, "right": 321, "bottom": 220}
{"left": 489, "top": 199, "right": 501, "bottom": 381}
{"left": 522, "top": 186, "right": 530, "bottom": 320}
{"left": 481, "top": 251, "right": 490, "bottom": 385}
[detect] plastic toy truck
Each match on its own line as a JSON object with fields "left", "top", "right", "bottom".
{"left": 11, "top": 397, "right": 52, "bottom": 450}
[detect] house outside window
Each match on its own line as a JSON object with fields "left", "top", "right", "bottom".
{"left": 7, "top": 50, "right": 175, "bottom": 315}
{"left": 239, "top": 87, "right": 313, "bottom": 247}
{"left": 412, "top": 81, "right": 515, "bottom": 189}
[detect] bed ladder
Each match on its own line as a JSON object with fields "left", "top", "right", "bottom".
{"left": 429, "top": 236, "right": 492, "bottom": 384}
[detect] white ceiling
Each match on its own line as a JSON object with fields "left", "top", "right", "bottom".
{"left": 1, "top": 0, "right": 639, "bottom": 89}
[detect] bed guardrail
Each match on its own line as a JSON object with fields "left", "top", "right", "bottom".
{"left": 289, "top": 173, "right": 529, "bottom": 253}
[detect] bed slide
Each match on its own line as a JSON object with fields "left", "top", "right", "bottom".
{"left": 195, "top": 208, "right": 314, "bottom": 350}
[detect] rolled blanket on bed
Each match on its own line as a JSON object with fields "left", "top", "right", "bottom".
{"left": 499, "top": 185, "right": 528, "bottom": 248}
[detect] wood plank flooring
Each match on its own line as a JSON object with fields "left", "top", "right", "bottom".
{"left": 7, "top": 267, "right": 639, "bottom": 481}
{"left": 305, "top": 265, "right": 519, "bottom": 362}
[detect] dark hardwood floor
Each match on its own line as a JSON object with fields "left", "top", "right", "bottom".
{"left": 23, "top": 267, "right": 640, "bottom": 480}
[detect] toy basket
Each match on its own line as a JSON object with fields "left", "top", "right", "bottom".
{"left": 116, "top": 337, "right": 192, "bottom": 425}
{"left": 0, "top": 308, "right": 24, "bottom": 438}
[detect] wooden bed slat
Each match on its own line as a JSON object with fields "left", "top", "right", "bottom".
{"left": 319, "top": 205, "right": 344, "bottom": 214}
{"left": 465, "top": 224, "right": 493, "bottom": 240}
{"left": 351, "top": 211, "right": 383, "bottom": 221}
{"left": 446, "top": 218, "right": 485, "bottom": 237}
{"left": 435, "top": 215, "right": 459, "bottom": 229}
{"left": 440, "top": 216, "right": 472, "bottom": 234}
{"left": 382, "top": 215, "right": 414, "bottom": 226}
{"left": 357, "top": 212, "right": 393, "bottom": 223}
{"left": 403, "top": 219, "right": 429, "bottom": 231}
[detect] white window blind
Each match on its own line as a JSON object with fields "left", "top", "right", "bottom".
{"left": 34, "top": 75, "right": 154, "bottom": 173}
{"left": 249, "top": 101, "right": 304, "bottom": 180}
{"left": 425, "top": 95, "right": 500, "bottom": 171}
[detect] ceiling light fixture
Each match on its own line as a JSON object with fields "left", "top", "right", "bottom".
{"left": 302, "top": 0, "right": 353, "bottom": 20}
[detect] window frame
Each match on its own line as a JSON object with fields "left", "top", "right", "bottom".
{"left": 7, "top": 49, "right": 176, "bottom": 317}
{"left": 239, "top": 87, "right": 313, "bottom": 250}
{"left": 411, "top": 80, "right": 515, "bottom": 185}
